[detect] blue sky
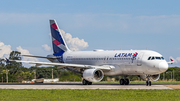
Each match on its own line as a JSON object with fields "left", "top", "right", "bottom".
{"left": 0, "top": 0, "right": 180, "bottom": 67}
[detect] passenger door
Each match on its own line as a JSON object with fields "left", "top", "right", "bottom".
{"left": 137, "top": 52, "right": 144, "bottom": 66}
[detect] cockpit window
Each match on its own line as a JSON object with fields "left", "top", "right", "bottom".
{"left": 155, "top": 57, "right": 161, "bottom": 60}
{"left": 148, "top": 57, "right": 151, "bottom": 60}
{"left": 148, "top": 56, "right": 165, "bottom": 60}
{"left": 151, "top": 57, "right": 155, "bottom": 60}
{"left": 161, "top": 57, "right": 164, "bottom": 60}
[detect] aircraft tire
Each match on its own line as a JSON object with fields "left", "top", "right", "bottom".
{"left": 149, "top": 81, "right": 151, "bottom": 86}
{"left": 120, "top": 79, "right": 125, "bottom": 85}
{"left": 146, "top": 81, "right": 151, "bottom": 86}
{"left": 82, "top": 79, "right": 88, "bottom": 85}
{"left": 124, "top": 79, "right": 129, "bottom": 85}
{"left": 88, "top": 82, "right": 92, "bottom": 85}
{"left": 146, "top": 81, "right": 149, "bottom": 86}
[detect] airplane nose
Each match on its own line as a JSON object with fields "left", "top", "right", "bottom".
{"left": 159, "top": 62, "right": 168, "bottom": 72}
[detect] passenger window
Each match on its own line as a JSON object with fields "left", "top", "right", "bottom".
{"left": 148, "top": 57, "right": 151, "bottom": 60}
{"left": 151, "top": 57, "right": 155, "bottom": 60}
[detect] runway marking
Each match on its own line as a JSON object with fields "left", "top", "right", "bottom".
{"left": 0, "top": 85, "right": 173, "bottom": 90}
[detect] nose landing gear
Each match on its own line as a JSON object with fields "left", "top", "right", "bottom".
{"left": 146, "top": 75, "right": 151, "bottom": 86}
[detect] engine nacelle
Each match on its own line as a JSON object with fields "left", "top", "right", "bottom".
{"left": 139, "top": 74, "right": 160, "bottom": 81}
{"left": 83, "top": 69, "right": 104, "bottom": 82}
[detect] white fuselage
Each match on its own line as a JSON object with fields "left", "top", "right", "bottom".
{"left": 50, "top": 50, "right": 168, "bottom": 76}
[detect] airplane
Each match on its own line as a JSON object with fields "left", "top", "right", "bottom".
{"left": 9, "top": 19, "right": 173, "bottom": 86}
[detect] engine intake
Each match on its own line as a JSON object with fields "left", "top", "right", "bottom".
{"left": 83, "top": 69, "right": 104, "bottom": 82}
{"left": 139, "top": 74, "right": 160, "bottom": 81}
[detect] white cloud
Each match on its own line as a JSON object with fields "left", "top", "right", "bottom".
{"left": 0, "top": 42, "right": 12, "bottom": 58}
{"left": 49, "top": 29, "right": 89, "bottom": 51}
{"left": 0, "top": 42, "right": 39, "bottom": 67}
{"left": 16, "top": 46, "right": 39, "bottom": 61}
{"left": 42, "top": 44, "right": 51, "bottom": 52}
{"left": 176, "top": 57, "right": 180, "bottom": 62}
{"left": 60, "top": 29, "right": 89, "bottom": 51}
{"left": 16, "top": 46, "right": 39, "bottom": 67}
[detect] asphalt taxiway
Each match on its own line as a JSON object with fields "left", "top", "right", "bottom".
{"left": 0, "top": 83, "right": 174, "bottom": 90}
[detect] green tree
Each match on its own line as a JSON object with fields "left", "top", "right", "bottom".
{"left": 0, "top": 58, "right": 5, "bottom": 68}
{"left": 6, "top": 51, "right": 22, "bottom": 70}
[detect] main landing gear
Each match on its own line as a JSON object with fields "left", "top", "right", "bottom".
{"left": 119, "top": 77, "right": 129, "bottom": 85}
{"left": 146, "top": 75, "right": 151, "bottom": 86}
{"left": 82, "top": 79, "right": 92, "bottom": 85}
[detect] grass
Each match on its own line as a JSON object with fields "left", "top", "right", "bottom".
{"left": 0, "top": 89, "right": 179, "bottom": 101}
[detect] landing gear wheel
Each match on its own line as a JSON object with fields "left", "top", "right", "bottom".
{"left": 120, "top": 79, "right": 125, "bottom": 85}
{"left": 146, "top": 81, "right": 151, "bottom": 86}
{"left": 82, "top": 79, "right": 92, "bottom": 85}
{"left": 124, "top": 79, "right": 129, "bottom": 85}
{"left": 88, "top": 82, "right": 92, "bottom": 85}
{"left": 146, "top": 81, "right": 149, "bottom": 86}
{"left": 146, "top": 75, "right": 152, "bottom": 86}
{"left": 149, "top": 81, "right": 151, "bottom": 86}
{"left": 82, "top": 79, "right": 88, "bottom": 85}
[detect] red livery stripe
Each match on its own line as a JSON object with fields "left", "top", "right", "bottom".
{"left": 53, "top": 40, "right": 62, "bottom": 46}
{"left": 51, "top": 23, "right": 58, "bottom": 29}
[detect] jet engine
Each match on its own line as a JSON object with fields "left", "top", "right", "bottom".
{"left": 83, "top": 69, "right": 104, "bottom": 82}
{"left": 139, "top": 74, "right": 160, "bottom": 81}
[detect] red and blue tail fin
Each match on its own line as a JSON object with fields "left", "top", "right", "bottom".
{"left": 49, "top": 20, "right": 70, "bottom": 54}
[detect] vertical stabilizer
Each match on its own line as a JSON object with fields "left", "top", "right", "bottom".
{"left": 49, "top": 20, "right": 70, "bottom": 54}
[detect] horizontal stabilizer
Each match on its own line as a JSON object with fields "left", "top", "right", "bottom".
{"left": 22, "top": 55, "right": 57, "bottom": 59}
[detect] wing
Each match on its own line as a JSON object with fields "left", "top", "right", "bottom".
{"left": 9, "top": 59, "right": 112, "bottom": 71}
